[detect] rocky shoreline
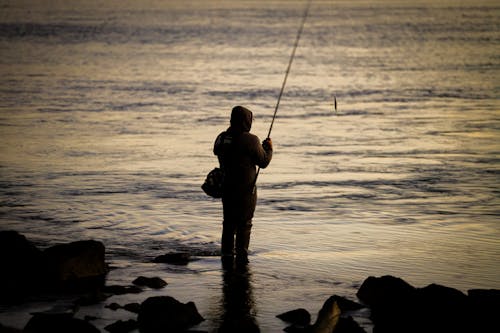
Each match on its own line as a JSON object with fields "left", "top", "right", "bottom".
{"left": 1, "top": 231, "right": 498, "bottom": 333}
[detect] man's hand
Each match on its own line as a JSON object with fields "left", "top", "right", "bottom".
{"left": 262, "top": 138, "right": 273, "bottom": 151}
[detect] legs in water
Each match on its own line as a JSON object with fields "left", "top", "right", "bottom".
{"left": 221, "top": 220, "right": 252, "bottom": 264}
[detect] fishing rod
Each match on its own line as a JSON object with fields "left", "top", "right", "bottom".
{"left": 266, "top": 0, "right": 312, "bottom": 139}
{"left": 254, "top": 0, "right": 312, "bottom": 189}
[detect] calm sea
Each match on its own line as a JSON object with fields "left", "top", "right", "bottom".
{"left": 0, "top": 0, "right": 499, "bottom": 331}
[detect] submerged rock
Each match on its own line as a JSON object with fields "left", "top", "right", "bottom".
{"left": 103, "top": 284, "right": 142, "bottom": 295}
{"left": 133, "top": 276, "right": 167, "bottom": 289}
{"left": 105, "top": 302, "right": 122, "bottom": 311}
{"left": 137, "top": 296, "right": 204, "bottom": 333}
{"left": 153, "top": 252, "right": 191, "bottom": 265}
{"left": 123, "top": 302, "right": 141, "bottom": 314}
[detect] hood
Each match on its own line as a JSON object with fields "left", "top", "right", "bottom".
{"left": 229, "top": 105, "right": 253, "bottom": 133}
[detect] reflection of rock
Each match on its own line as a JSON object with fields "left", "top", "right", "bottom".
{"left": 24, "top": 312, "right": 99, "bottom": 333}
{"left": 137, "top": 296, "right": 204, "bottom": 333}
{"left": 133, "top": 276, "right": 167, "bottom": 289}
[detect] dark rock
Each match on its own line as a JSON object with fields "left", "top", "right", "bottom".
{"left": 335, "top": 316, "right": 367, "bottom": 333}
{"left": 276, "top": 308, "right": 311, "bottom": 326}
{"left": 24, "top": 312, "right": 99, "bottom": 333}
{"left": 123, "top": 302, "right": 141, "bottom": 313}
{"left": 132, "top": 276, "right": 167, "bottom": 289}
{"left": 468, "top": 288, "right": 500, "bottom": 311}
{"left": 356, "top": 276, "right": 416, "bottom": 332}
{"left": 413, "top": 283, "right": 469, "bottom": 333}
{"left": 355, "top": 276, "right": 499, "bottom": 333}
{"left": 104, "top": 284, "right": 143, "bottom": 295}
{"left": 284, "top": 324, "right": 311, "bottom": 333}
{"left": 105, "top": 302, "right": 122, "bottom": 311}
{"left": 329, "top": 295, "right": 364, "bottom": 312}
{"left": 43, "top": 240, "right": 107, "bottom": 291}
{"left": 0, "top": 323, "right": 23, "bottom": 332}
{"left": 0, "top": 230, "right": 43, "bottom": 300}
{"left": 153, "top": 252, "right": 191, "bottom": 265}
{"left": 137, "top": 296, "right": 204, "bottom": 333}
{"left": 0, "top": 232, "right": 109, "bottom": 298}
{"left": 76, "top": 290, "right": 109, "bottom": 305}
{"left": 468, "top": 289, "right": 500, "bottom": 332}
{"left": 104, "top": 319, "right": 138, "bottom": 333}
{"left": 356, "top": 275, "right": 416, "bottom": 308}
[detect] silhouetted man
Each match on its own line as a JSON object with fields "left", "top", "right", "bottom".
{"left": 214, "top": 106, "right": 272, "bottom": 263}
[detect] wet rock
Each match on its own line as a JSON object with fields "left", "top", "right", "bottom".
{"left": 137, "top": 296, "right": 204, "bottom": 333}
{"left": 24, "top": 312, "right": 99, "bottom": 333}
{"left": 277, "top": 308, "right": 311, "bottom": 326}
{"left": 153, "top": 252, "right": 191, "bottom": 265}
{"left": 311, "top": 297, "right": 341, "bottom": 333}
{"left": 133, "top": 276, "right": 167, "bottom": 289}
{"left": 104, "top": 319, "right": 138, "bottom": 333}
{"left": 43, "top": 240, "right": 106, "bottom": 291}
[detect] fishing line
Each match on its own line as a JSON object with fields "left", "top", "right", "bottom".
{"left": 255, "top": 0, "right": 312, "bottom": 189}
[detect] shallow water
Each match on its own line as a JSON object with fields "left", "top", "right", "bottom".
{"left": 0, "top": 0, "right": 499, "bottom": 331}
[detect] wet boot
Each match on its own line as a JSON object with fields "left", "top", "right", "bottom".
{"left": 235, "top": 221, "right": 252, "bottom": 264}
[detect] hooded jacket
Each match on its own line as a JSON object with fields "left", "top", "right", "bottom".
{"left": 214, "top": 106, "right": 272, "bottom": 195}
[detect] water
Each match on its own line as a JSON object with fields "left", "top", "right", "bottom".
{"left": 0, "top": 0, "right": 499, "bottom": 331}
